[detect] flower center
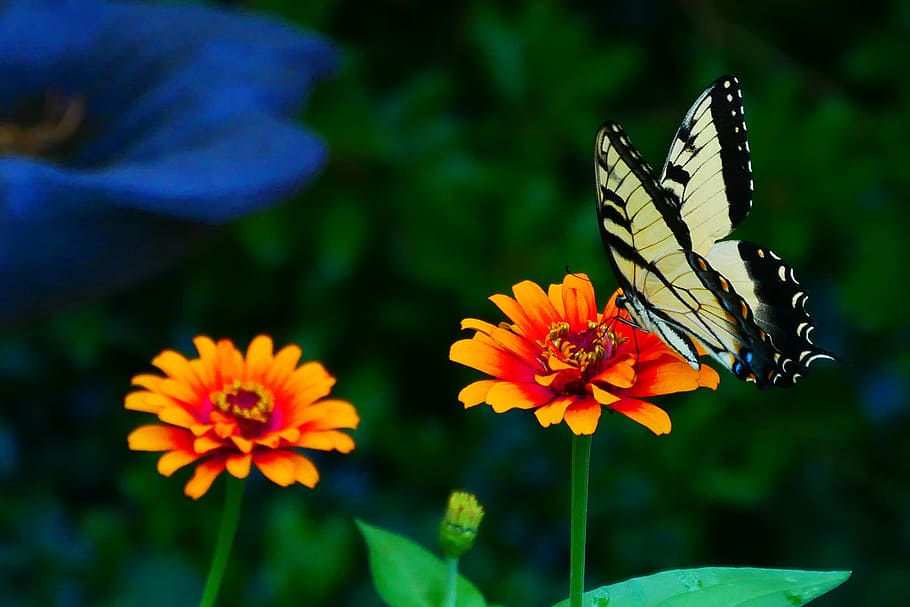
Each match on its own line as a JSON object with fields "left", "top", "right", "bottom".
{"left": 0, "top": 92, "right": 85, "bottom": 159}
{"left": 539, "top": 320, "right": 622, "bottom": 390}
{"left": 212, "top": 381, "right": 274, "bottom": 428}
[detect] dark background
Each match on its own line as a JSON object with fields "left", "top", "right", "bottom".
{"left": 2, "top": 1, "right": 907, "bottom": 605}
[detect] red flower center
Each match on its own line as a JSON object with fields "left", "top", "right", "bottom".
{"left": 211, "top": 381, "right": 274, "bottom": 433}
{"left": 538, "top": 320, "right": 621, "bottom": 393}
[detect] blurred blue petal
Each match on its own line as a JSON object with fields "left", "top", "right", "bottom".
{"left": 0, "top": 0, "right": 337, "bottom": 324}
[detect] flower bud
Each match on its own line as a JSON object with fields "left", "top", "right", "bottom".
{"left": 439, "top": 491, "right": 484, "bottom": 558}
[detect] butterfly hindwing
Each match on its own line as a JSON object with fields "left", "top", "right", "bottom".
{"left": 704, "top": 241, "right": 835, "bottom": 386}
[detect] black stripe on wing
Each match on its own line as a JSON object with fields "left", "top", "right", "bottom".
{"left": 594, "top": 121, "right": 692, "bottom": 253}
{"left": 709, "top": 75, "right": 753, "bottom": 228}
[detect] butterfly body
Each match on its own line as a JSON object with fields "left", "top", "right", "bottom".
{"left": 594, "top": 75, "right": 833, "bottom": 388}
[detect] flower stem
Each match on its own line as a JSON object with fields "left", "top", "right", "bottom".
{"left": 442, "top": 556, "right": 459, "bottom": 607}
{"left": 199, "top": 477, "right": 245, "bottom": 607}
{"left": 569, "top": 434, "right": 592, "bottom": 607}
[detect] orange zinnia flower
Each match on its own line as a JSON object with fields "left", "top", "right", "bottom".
{"left": 449, "top": 274, "right": 719, "bottom": 435}
{"left": 126, "top": 335, "right": 359, "bottom": 499}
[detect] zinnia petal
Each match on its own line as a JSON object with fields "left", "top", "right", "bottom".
{"left": 511, "top": 280, "right": 562, "bottom": 335}
{"left": 295, "top": 430, "right": 356, "bottom": 453}
{"left": 158, "top": 450, "right": 199, "bottom": 477}
{"left": 486, "top": 381, "right": 552, "bottom": 412}
{"left": 560, "top": 274, "right": 597, "bottom": 329}
{"left": 457, "top": 379, "right": 497, "bottom": 407}
{"left": 563, "top": 400, "right": 602, "bottom": 435}
{"left": 128, "top": 424, "right": 190, "bottom": 452}
{"left": 124, "top": 391, "right": 171, "bottom": 414}
{"left": 185, "top": 458, "right": 226, "bottom": 500}
{"left": 267, "top": 344, "right": 303, "bottom": 386}
{"left": 254, "top": 450, "right": 297, "bottom": 487}
{"left": 449, "top": 338, "right": 537, "bottom": 382}
{"left": 534, "top": 396, "right": 575, "bottom": 428}
{"left": 290, "top": 399, "right": 360, "bottom": 430}
{"left": 226, "top": 453, "right": 252, "bottom": 479}
{"left": 591, "top": 355, "right": 636, "bottom": 389}
{"left": 625, "top": 360, "right": 711, "bottom": 397}
{"left": 286, "top": 361, "right": 336, "bottom": 406}
{"left": 245, "top": 335, "right": 274, "bottom": 381}
{"left": 610, "top": 398, "right": 672, "bottom": 435}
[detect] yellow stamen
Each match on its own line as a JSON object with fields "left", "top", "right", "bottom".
{"left": 211, "top": 381, "right": 274, "bottom": 424}
{"left": 540, "top": 320, "right": 620, "bottom": 373}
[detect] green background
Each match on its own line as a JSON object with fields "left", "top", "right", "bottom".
{"left": 2, "top": 1, "right": 907, "bottom": 605}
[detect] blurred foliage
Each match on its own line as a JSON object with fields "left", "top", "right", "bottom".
{"left": 2, "top": 1, "right": 908, "bottom": 606}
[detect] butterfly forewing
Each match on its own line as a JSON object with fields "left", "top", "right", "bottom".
{"left": 594, "top": 122, "right": 691, "bottom": 283}
{"left": 660, "top": 75, "right": 753, "bottom": 256}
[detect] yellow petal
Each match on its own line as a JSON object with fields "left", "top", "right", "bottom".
{"left": 255, "top": 451, "right": 320, "bottom": 488}
{"left": 591, "top": 355, "right": 636, "bottom": 388}
{"left": 460, "top": 317, "right": 498, "bottom": 334}
{"left": 128, "top": 425, "right": 189, "bottom": 452}
{"left": 254, "top": 451, "right": 296, "bottom": 486}
{"left": 590, "top": 384, "right": 620, "bottom": 405}
{"left": 457, "top": 380, "right": 497, "bottom": 407}
{"left": 193, "top": 436, "right": 223, "bottom": 454}
{"left": 152, "top": 350, "right": 195, "bottom": 384}
{"left": 193, "top": 336, "right": 217, "bottom": 360}
{"left": 287, "top": 399, "right": 359, "bottom": 430}
{"left": 563, "top": 401, "right": 602, "bottom": 435}
{"left": 158, "top": 450, "right": 198, "bottom": 476}
{"left": 226, "top": 453, "right": 252, "bottom": 478}
{"left": 486, "top": 381, "right": 551, "bottom": 412}
{"left": 231, "top": 435, "right": 253, "bottom": 453}
{"left": 184, "top": 458, "right": 225, "bottom": 499}
{"left": 511, "top": 280, "right": 560, "bottom": 335}
{"left": 130, "top": 374, "right": 164, "bottom": 391}
{"left": 489, "top": 293, "right": 531, "bottom": 336}
{"left": 296, "top": 430, "right": 356, "bottom": 453}
{"left": 124, "top": 391, "right": 171, "bottom": 413}
{"left": 286, "top": 362, "right": 336, "bottom": 407}
{"left": 245, "top": 335, "right": 274, "bottom": 381}
{"left": 611, "top": 398, "right": 671, "bottom": 435}
{"left": 290, "top": 453, "right": 320, "bottom": 488}
{"left": 449, "top": 338, "right": 535, "bottom": 382}
{"left": 159, "top": 406, "right": 198, "bottom": 429}
{"left": 268, "top": 344, "right": 303, "bottom": 386}
{"left": 533, "top": 396, "right": 574, "bottom": 427}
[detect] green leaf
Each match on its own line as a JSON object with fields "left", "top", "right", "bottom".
{"left": 357, "top": 520, "right": 488, "bottom": 607}
{"left": 551, "top": 567, "right": 850, "bottom": 607}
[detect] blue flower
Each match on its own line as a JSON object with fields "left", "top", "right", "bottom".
{"left": 0, "top": 0, "right": 337, "bottom": 325}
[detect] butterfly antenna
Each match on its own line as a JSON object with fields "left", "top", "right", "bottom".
{"left": 564, "top": 266, "right": 593, "bottom": 283}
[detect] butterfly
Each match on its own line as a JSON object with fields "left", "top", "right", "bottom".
{"left": 594, "top": 75, "right": 833, "bottom": 387}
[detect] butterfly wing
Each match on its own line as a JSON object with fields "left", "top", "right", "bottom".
{"left": 659, "top": 75, "right": 753, "bottom": 255}
{"left": 595, "top": 77, "right": 833, "bottom": 387}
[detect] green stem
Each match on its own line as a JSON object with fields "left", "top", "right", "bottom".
{"left": 569, "top": 434, "right": 592, "bottom": 607}
{"left": 199, "top": 476, "right": 245, "bottom": 607}
{"left": 442, "top": 556, "right": 459, "bottom": 607}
